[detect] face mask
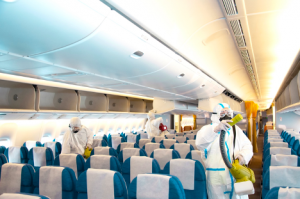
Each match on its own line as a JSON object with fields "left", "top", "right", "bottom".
{"left": 219, "top": 115, "right": 232, "bottom": 122}
{"left": 73, "top": 130, "right": 79, "bottom": 133}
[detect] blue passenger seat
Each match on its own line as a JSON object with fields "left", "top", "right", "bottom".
{"left": 54, "top": 154, "right": 85, "bottom": 179}
{"left": 85, "top": 155, "right": 121, "bottom": 172}
{"left": 91, "top": 147, "right": 117, "bottom": 157}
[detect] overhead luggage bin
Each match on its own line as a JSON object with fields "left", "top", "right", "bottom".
{"left": 145, "top": 100, "right": 153, "bottom": 113}
{"left": 198, "top": 93, "right": 244, "bottom": 113}
{"left": 0, "top": 80, "right": 36, "bottom": 112}
{"left": 129, "top": 98, "right": 146, "bottom": 113}
{"left": 78, "top": 91, "right": 108, "bottom": 113}
{"left": 107, "top": 95, "right": 129, "bottom": 113}
{"left": 153, "top": 98, "right": 199, "bottom": 114}
{"left": 37, "top": 85, "right": 78, "bottom": 112}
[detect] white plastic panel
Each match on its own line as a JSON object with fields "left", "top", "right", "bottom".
{"left": 284, "top": 86, "right": 291, "bottom": 107}
{"left": 198, "top": 94, "right": 223, "bottom": 112}
{"left": 79, "top": 91, "right": 107, "bottom": 112}
{"left": 38, "top": 86, "right": 78, "bottom": 111}
{"left": 58, "top": 114, "right": 82, "bottom": 119}
{"left": 107, "top": 95, "right": 129, "bottom": 112}
{"left": 0, "top": 80, "right": 36, "bottom": 111}
{"left": 129, "top": 99, "right": 146, "bottom": 113}
{"left": 0, "top": 0, "right": 111, "bottom": 55}
{"left": 0, "top": 113, "right": 36, "bottom": 120}
{"left": 34, "top": 14, "right": 172, "bottom": 79}
{"left": 289, "top": 75, "right": 299, "bottom": 105}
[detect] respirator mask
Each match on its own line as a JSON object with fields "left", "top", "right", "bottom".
{"left": 69, "top": 124, "right": 81, "bottom": 134}
{"left": 219, "top": 109, "right": 233, "bottom": 121}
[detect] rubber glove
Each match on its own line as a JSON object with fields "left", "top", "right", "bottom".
{"left": 86, "top": 143, "right": 92, "bottom": 150}
{"left": 84, "top": 147, "right": 92, "bottom": 159}
{"left": 214, "top": 120, "right": 233, "bottom": 133}
{"left": 236, "top": 154, "right": 246, "bottom": 165}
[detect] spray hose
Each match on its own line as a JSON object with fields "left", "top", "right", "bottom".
{"left": 219, "top": 129, "right": 233, "bottom": 169}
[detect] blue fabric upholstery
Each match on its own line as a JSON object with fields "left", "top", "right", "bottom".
{"left": 162, "top": 159, "right": 207, "bottom": 199}
{"left": 0, "top": 146, "right": 6, "bottom": 154}
{"left": 117, "top": 143, "right": 139, "bottom": 154}
{"left": 54, "top": 154, "right": 85, "bottom": 178}
{"left": 85, "top": 155, "right": 121, "bottom": 172}
{"left": 289, "top": 137, "right": 295, "bottom": 148}
{"left": 128, "top": 174, "right": 186, "bottom": 199}
{"left": 263, "top": 155, "right": 300, "bottom": 176}
{"left": 117, "top": 149, "right": 147, "bottom": 164}
{"left": 122, "top": 157, "right": 161, "bottom": 188}
{"left": 91, "top": 147, "right": 118, "bottom": 157}
{"left": 4, "top": 146, "right": 28, "bottom": 163}
{"left": 23, "top": 141, "right": 42, "bottom": 148}
{"left": 76, "top": 170, "right": 128, "bottom": 199}
{"left": 263, "top": 148, "right": 296, "bottom": 162}
{"left": 264, "top": 187, "right": 282, "bottom": 199}
{"left": 0, "top": 164, "right": 35, "bottom": 193}
{"left": 28, "top": 148, "right": 54, "bottom": 171}
{"left": 0, "top": 154, "right": 7, "bottom": 179}
{"left": 14, "top": 193, "right": 50, "bottom": 199}
{"left": 293, "top": 140, "right": 300, "bottom": 152}
{"left": 142, "top": 143, "right": 165, "bottom": 151}
{"left": 33, "top": 166, "right": 77, "bottom": 199}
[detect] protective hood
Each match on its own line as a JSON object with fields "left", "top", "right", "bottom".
{"left": 147, "top": 111, "right": 155, "bottom": 121}
{"left": 70, "top": 117, "right": 81, "bottom": 128}
{"left": 211, "top": 103, "right": 232, "bottom": 124}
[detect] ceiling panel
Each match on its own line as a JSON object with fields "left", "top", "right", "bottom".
{"left": 134, "top": 89, "right": 191, "bottom": 101}
{"left": 53, "top": 75, "right": 119, "bottom": 86}
{"left": 0, "top": 57, "right": 52, "bottom": 71}
{"left": 33, "top": 17, "right": 172, "bottom": 79}
{"left": 0, "top": 0, "right": 110, "bottom": 55}
{"left": 244, "top": 0, "right": 292, "bottom": 14}
{"left": 17, "top": 66, "right": 72, "bottom": 76}
{"left": 106, "top": 0, "right": 224, "bottom": 50}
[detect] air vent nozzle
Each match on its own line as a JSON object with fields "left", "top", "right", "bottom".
{"left": 131, "top": 51, "right": 144, "bottom": 59}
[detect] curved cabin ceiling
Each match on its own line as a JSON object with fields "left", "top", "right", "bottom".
{"left": 0, "top": 0, "right": 299, "bottom": 110}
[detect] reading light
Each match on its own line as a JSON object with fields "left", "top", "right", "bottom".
{"left": 130, "top": 51, "right": 144, "bottom": 59}
{"left": 177, "top": 73, "right": 185, "bottom": 78}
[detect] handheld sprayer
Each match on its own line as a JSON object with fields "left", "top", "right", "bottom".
{"left": 219, "top": 114, "right": 255, "bottom": 195}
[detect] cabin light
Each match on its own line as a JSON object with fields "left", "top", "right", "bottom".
{"left": 177, "top": 73, "right": 185, "bottom": 78}
{"left": 130, "top": 51, "right": 144, "bottom": 59}
{"left": 2, "top": 0, "right": 17, "bottom": 2}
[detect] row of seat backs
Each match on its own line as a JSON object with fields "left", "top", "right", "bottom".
{"left": 264, "top": 187, "right": 300, "bottom": 199}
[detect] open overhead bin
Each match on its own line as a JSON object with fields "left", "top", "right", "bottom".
{"left": 78, "top": 91, "right": 108, "bottom": 112}
{"left": 107, "top": 95, "right": 129, "bottom": 113}
{"left": 198, "top": 93, "right": 245, "bottom": 114}
{"left": 129, "top": 98, "right": 146, "bottom": 113}
{"left": 152, "top": 98, "right": 199, "bottom": 114}
{"left": 37, "top": 85, "right": 78, "bottom": 112}
{"left": 0, "top": 80, "right": 36, "bottom": 112}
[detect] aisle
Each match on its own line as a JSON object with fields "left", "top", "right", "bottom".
{"left": 249, "top": 134, "right": 264, "bottom": 199}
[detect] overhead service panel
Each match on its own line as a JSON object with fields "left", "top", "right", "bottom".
{"left": 153, "top": 98, "right": 199, "bottom": 115}
{"left": 198, "top": 93, "right": 245, "bottom": 113}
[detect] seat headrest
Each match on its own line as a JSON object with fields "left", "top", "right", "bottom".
{"left": 175, "top": 137, "right": 187, "bottom": 143}
{"left": 7, "top": 147, "right": 21, "bottom": 163}
{"left": 122, "top": 148, "right": 140, "bottom": 163}
{"left": 144, "top": 143, "right": 160, "bottom": 157}
{"left": 268, "top": 166, "right": 300, "bottom": 190}
{"left": 278, "top": 187, "right": 300, "bottom": 198}
{"left": 153, "top": 137, "right": 164, "bottom": 143}
{"left": 32, "top": 147, "right": 47, "bottom": 167}
{"left": 153, "top": 149, "right": 173, "bottom": 170}
{"left": 169, "top": 159, "right": 195, "bottom": 190}
{"left": 130, "top": 156, "right": 153, "bottom": 182}
{"left": 126, "top": 134, "right": 137, "bottom": 143}
{"left": 120, "top": 143, "right": 135, "bottom": 151}
{"left": 173, "top": 143, "right": 192, "bottom": 159}
{"left": 94, "top": 147, "right": 110, "bottom": 155}
{"left": 162, "top": 139, "right": 177, "bottom": 149}
{"left": 138, "top": 139, "right": 151, "bottom": 148}
{"left": 58, "top": 154, "right": 80, "bottom": 178}
{"left": 90, "top": 155, "right": 111, "bottom": 170}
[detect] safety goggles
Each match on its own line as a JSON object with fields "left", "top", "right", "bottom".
{"left": 220, "top": 109, "right": 233, "bottom": 118}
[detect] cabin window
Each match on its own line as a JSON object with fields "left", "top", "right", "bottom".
{"left": 41, "top": 134, "right": 53, "bottom": 144}
{"left": 0, "top": 138, "right": 11, "bottom": 148}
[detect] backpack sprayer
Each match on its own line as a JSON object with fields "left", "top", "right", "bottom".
{"left": 219, "top": 114, "right": 255, "bottom": 196}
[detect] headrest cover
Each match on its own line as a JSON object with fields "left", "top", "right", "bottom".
{"left": 130, "top": 156, "right": 153, "bottom": 182}
{"left": 138, "top": 139, "right": 151, "bottom": 148}
{"left": 92, "top": 139, "right": 103, "bottom": 148}
{"left": 123, "top": 148, "right": 140, "bottom": 163}
{"left": 185, "top": 134, "right": 195, "bottom": 140}
{"left": 120, "top": 143, "right": 135, "bottom": 151}
{"left": 170, "top": 159, "right": 195, "bottom": 190}
{"left": 165, "top": 134, "right": 175, "bottom": 139}
{"left": 270, "top": 155, "right": 298, "bottom": 167}
{"left": 163, "top": 139, "right": 176, "bottom": 149}
{"left": 94, "top": 147, "right": 110, "bottom": 155}
{"left": 94, "top": 135, "right": 103, "bottom": 140}
{"left": 0, "top": 193, "right": 42, "bottom": 199}
{"left": 175, "top": 137, "right": 186, "bottom": 143}
{"left": 154, "top": 136, "right": 164, "bottom": 143}
{"left": 33, "top": 147, "right": 47, "bottom": 167}
{"left": 269, "top": 147, "right": 291, "bottom": 155}
{"left": 174, "top": 143, "right": 191, "bottom": 159}
{"left": 279, "top": 187, "right": 300, "bottom": 199}
{"left": 127, "top": 135, "right": 136, "bottom": 143}
{"left": 8, "top": 147, "right": 21, "bottom": 163}
{"left": 112, "top": 137, "right": 122, "bottom": 150}
{"left": 269, "top": 142, "right": 288, "bottom": 147}
{"left": 153, "top": 149, "right": 172, "bottom": 170}
{"left": 44, "top": 142, "right": 56, "bottom": 158}
{"left": 0, "top": 163, "right": 23, "bottom": 194}
{"left": 270, "top": 166, "right": 300, "bottom": 189}
{"left": 145, "top": 143, "right": 160, "bottom": 157}
{"left": 90, "top": 155, "right": 111, "bottom": 170}
{"left": 268, "top": 139, "right": 283, "bottom": 143}
{"left": 140, "top": 133, "right": 148, "bottom": 139}
{"left": 87, "top": 169, "right": 115, "bottom": 199}
{"left": 191, "top": 150, "right": 205, "bottom": 169}
{"left": 26, "top": 141, "right": 37, "bottom": 151}
{"left": 187, "top": 140, "right": 197, "bottom": 150}
{"left": 39, "top": 166, "right": 64, "bottom": 199}
{"left": 59, "top": 154, "right": 78, "bottom": 178}
{"left": 137, "top": 174, "right": 170, "bottom": 199}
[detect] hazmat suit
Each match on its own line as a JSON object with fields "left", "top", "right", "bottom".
{"left": 61, "top": 117, "right": 93, "bottom": 155}
{"left": 145, "top": 111, "right": 167, "bottom": 139}
{"left": 196, "top": 103, "right": 253, "bottom": 199}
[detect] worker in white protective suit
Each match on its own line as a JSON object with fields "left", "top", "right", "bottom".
{"left": 196, "top": 103, "right": 253, "bottom": 199}
{"left": 145, "top": 111, "right": 168, "bottom": 139}
{"left": 61, "top": 117, "right": 93, "bottom": 155}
